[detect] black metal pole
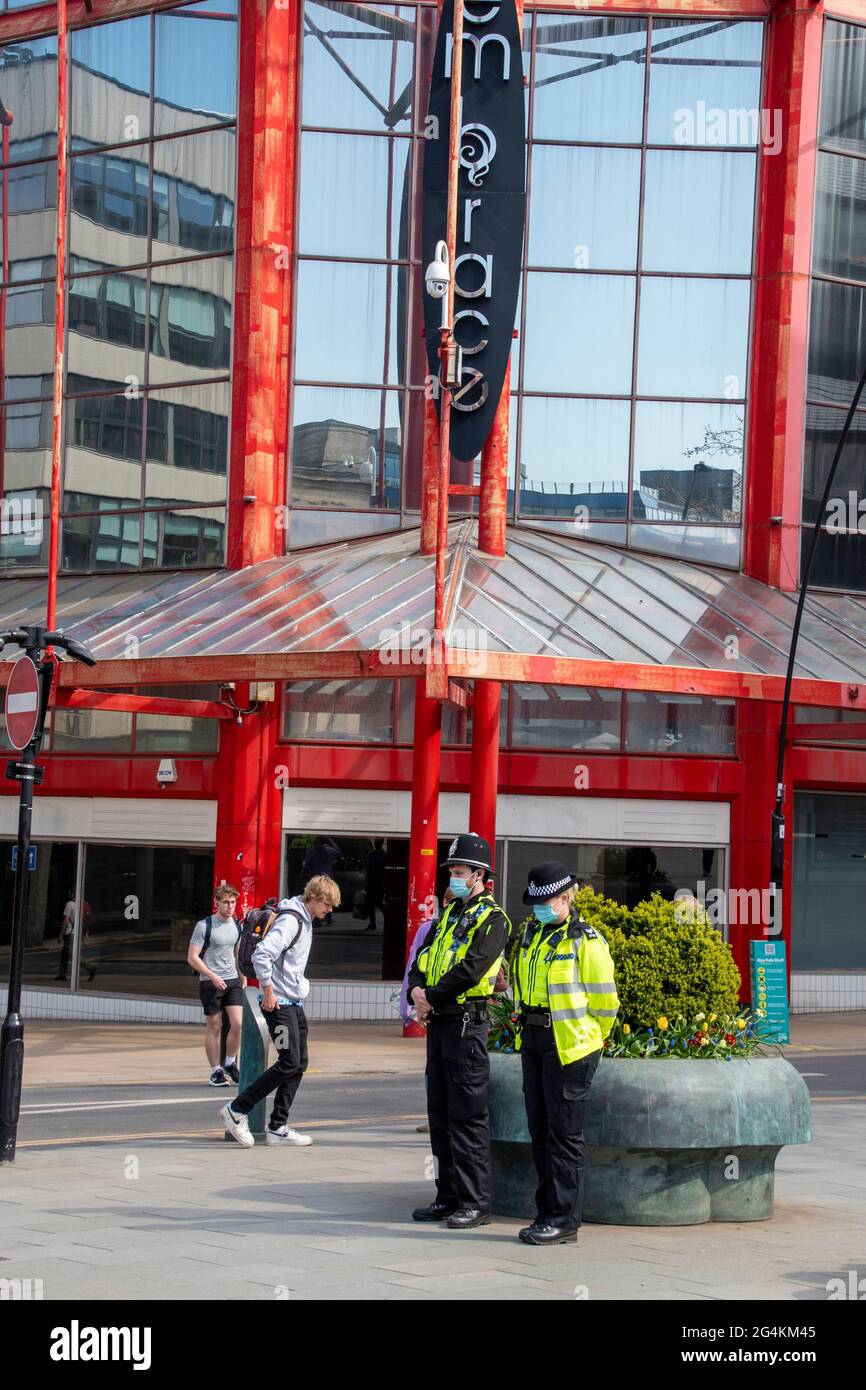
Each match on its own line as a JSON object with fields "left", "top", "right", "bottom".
{"left": 0, "top": 733, "right": 37, "bottom": 1163}
{"left": 769, "top": 355, "right": 866, "bottom": 935}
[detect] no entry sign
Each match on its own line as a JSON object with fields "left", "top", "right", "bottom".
{"left": 5, "top": 656, "right": 40, "bottom": 750}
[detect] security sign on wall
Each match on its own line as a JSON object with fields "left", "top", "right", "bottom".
{"left": 422, "top": 0, "right": 526, "bottom": 462}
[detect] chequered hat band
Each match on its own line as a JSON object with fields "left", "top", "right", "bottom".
{"left": 528, "top": 875, "right": 572, "bottom": 897}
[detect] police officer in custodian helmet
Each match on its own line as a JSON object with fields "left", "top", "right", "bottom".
{"left": 511, "top": 862, "right": 619, "bottom": 1245}
{"left": 408, "top": 833, "right": 511, "bottom": 1230}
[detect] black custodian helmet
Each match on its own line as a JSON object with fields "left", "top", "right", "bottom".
{"left": 442, "top": 832, "right": 494, "bottom": 874}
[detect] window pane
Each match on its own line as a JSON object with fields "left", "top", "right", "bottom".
{"left": 149, "top": 256, "right": 232, "bottom": 380}
{"left": 518, "top": 396, "right": 630, "bottom": 521}
{"left": 68, "top": 269, "right": 148, "bottom": 387}
{"left": 625, "top": 692, "right": 735, "bottom": 754}
{"left": 395, "top": 678, "right": 477, "bottom": 745}
{"left": 291, "top": 385, "right": 403, "bottom": 509}
{"left": 65, "top": 391, "right": 143, "bottom": 511}
{"left": 302, "top": 2, "right": 415, "bottom": 133}
{"left": 283, "top": 679, "right": 395, "bottom": 742}
{"left": 819, "top": 18, "right": 866, "bottom": 157}
{"left": 151, "top": 131, "right": 236, "bottom": 259}
{"left": 70, "top": 17, "right": 151, "bottom": 148}
{"left": 532, "top": 16, "right": 647, "bottom": 144}
{"left": 813, "top": 151, "right": 866, "bottom": 284}
{"left": 634, "top": 402, "right": 744, "bottom": 523}
{"left": 0, "top": 478, "right": 49, "bottom": 572}
{"left": 802, "top": 404, "right": 866, "bottom": 592}
{"left": 144, "top": 381, "right": 230, "bottom": 508}
{"left": 294, "top": 260, "right": 402, "bottom": 385}
{"left": 79, "top": 843, "right": 216, "bottom": 998}
{"left": 69, "top": 146, "right": 150, "bottom": 270}
{"left": 140, "top": 506, "right": 226, "bottom": 568}
{"left": 154, "top": 11, "right": 238, "bottom": 134}
{"left": 628, "top": 521, "right": 740, "bottom": 566}
{"left": 0, "top": 37, "right": 57, "bottom": 160}
{"left": 0, "top": 161, "right": 57, "bottom": 270}
{"left": 647, "top": 19, "right": 764, "bottom": 146}
{"left": 642, "top": 151, "right": 756, "bottom": 274}
{"left": 794, "top": 792, "right": 866, "bottom": 968}
{"left": 807, "top": 278, "right": 866, "bottom": 407}
{"left": 512, "top": 684, "right": 621, "bottom": 749}
{"left": 3, "top": 287, "right": 55, "bottom": 400}
{"left": 53, "top": 707, "right": 133, "bottom": 751}
{"left": 135, "top": 682, "right": 220, "bottom": 753}
{"left": 299, "top": 132, "right": 409, "bottom": 260}
{"left": 62, "top": 510, "right": 142, "bottom": 570}
{"left": 528, "top": 146, "right": 639, "bottom": 270}
{"left": 523, "top": 272, "right": 635, "bottom": 394}
{"left": 637, "top": 277, "right": 749, "bottom": 399}
{"left": 0, "top": 841, "right": 78, "bottom": 991}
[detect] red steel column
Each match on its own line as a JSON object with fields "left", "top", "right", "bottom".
{"left": 404, "top": 683, "right": 442, "bottom": 1037}
{"left": 0, "top": 119, "right": 11, "bottom": 503}
{"left": 227, "top": 0, "right": 298, "bottom": 569}
{"left": 477, "top": 360, "right": 510, "bottom": 558}
{"left": 213, "top": 685, "right": 283, "bottom": 923}
{"left": 468, "top": 677, "right": 501, "bottom": 865}
{"left": 46, "top": 0, "right": 68, "bottom": 632}
{"left": 744, "top": 0, "right": 823, "bottom": 591}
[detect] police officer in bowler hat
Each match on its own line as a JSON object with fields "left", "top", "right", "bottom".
{"left": 408, "top": 832, "right": 511, "bottom": 1230}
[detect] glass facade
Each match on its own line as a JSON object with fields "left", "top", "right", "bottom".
{"left": 0, "top": 2, "right": 237, "bottom": 575}
{"left": 291, "top": 5, "right": 760, "bottom": 560}
{"left": 282, "top": 679, "right": 736, "bottom": 753}
{"left": 803, "top": 18, "right": 866, "bottom": 592}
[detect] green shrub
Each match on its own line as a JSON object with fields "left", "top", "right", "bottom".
{"left": 490, "top": 888, "right": 759, "bottom": 1057}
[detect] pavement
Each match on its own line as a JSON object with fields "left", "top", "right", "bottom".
{"left": 0, "top": 1013, "right": 864, "bottom": 1301}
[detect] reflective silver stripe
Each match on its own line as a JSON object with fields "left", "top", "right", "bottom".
{"left": 585, "top": 982, "right": 617, "bottom": 993}
{"left": 588, "top": 1007, "right": 619, "bottom": 1017}
{"left": 548, "top": 981, "right": 583, "bottom": 996}
{"left": 550, "top": 1006, "right": 588, "bottom": 1021}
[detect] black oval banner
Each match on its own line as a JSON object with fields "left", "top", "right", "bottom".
{"left": 422, "top": 0, "right": 526, "bottom": 463}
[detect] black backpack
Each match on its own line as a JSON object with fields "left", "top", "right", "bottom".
{"left": 192, "top": 913, "right": 241, "bottom": 976}
{"left": 237, "top": 905, "right": 304, "bottom": 978}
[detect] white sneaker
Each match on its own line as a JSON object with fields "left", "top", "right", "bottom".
{"left": 220, "top": 1103, "right": 254, "bottom": 1147}
{"left": 265, "top": 1125, "right": 313, "bottom": 1147}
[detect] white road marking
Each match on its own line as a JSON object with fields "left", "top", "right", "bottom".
{"left": 21, "top": 1095, "right": 225, "bottom": 1116}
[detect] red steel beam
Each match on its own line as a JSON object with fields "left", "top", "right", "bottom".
{"left": 0, "top": 0, "right": 209, "bottom": 45}
{"left": 16, "top": 649, "right": 866, "bottom": 711}
{"left": 53, "top": 690, "right": 235, "bottom": 720}
{"left": 0, "top": 120, "right": 10, "bottom": 504}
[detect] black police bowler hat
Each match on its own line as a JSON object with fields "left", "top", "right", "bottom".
{"left": 523, "top": 860, "right": 579, "bottom": 905}
{"left": 442, "top": 832, "right": 494, "bottom": 873}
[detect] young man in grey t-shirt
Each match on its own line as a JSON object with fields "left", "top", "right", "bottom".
{"left": 188, "top": 885, "right": 245, "bottom": 1087}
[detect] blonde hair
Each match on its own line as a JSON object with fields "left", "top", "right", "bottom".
{"left": 303, "top": 875, "right": 341, "bottom": 909}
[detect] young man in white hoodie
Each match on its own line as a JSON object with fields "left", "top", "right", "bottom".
{"left": 220, "top": 875, "right": 340, "bottom": 1148}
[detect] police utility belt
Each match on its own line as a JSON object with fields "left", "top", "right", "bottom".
{"left": 519, "top": 1005, "right": 552, "bottom": 1028}
{"left": 431, "top": 999, "right": 490, "bottom": 1022}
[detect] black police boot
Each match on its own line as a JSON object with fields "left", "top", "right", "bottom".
{"left": 518, "top": 1222, "right": 578, "bottom": 1246}
{"left": 412, "top": 1200, "right": 459, "bottom": 1222}
{"left": 446, "top": 1207, "right": 492, "bottom": 1230}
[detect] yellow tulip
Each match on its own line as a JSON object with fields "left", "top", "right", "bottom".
{"left": 623, "top": 1024, "right": 631, "bottom": 1036}
{"left": 736, "top": 1018, "right": 746, "bottom": 1030}
{"left": 709, "top": 1013, "right": 717, "bottom": 1022}
{"left": 657, "top": 1016, "right": 669, "bottom": 1031}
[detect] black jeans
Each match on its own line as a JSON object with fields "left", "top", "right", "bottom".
{"left": 233, "top": 1004, "right": 308, "bottom": 1129}
{"left": 426, "top": 1014, "right": 491, "bottom": 1210}
{"left": 521, "top": 1027, "right": 601, "bottom": 1229}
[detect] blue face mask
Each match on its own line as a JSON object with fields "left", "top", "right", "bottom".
{"left": 533, "top": 902, "right": 558, "bottom": 924}
{"left": 450, "top": 875, "right": 474, "bottom": 899}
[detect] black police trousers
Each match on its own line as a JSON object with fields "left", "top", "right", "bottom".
{"left": 426, "top": 1014, "right": 491, "bottom": 1210}
{"left": 521, "top": 1025, "right": 601, "bottom": 1229}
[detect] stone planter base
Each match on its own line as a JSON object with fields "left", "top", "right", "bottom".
{"left": 489, "top": 1053, "right": 811, "bottom": 1226}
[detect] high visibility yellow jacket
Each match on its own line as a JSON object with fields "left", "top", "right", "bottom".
{"left": 512, "top": 913, "right": 619, "bottom": 1065}
{"left": 415, "top": 894, "right": 510, "bottom": 1004}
